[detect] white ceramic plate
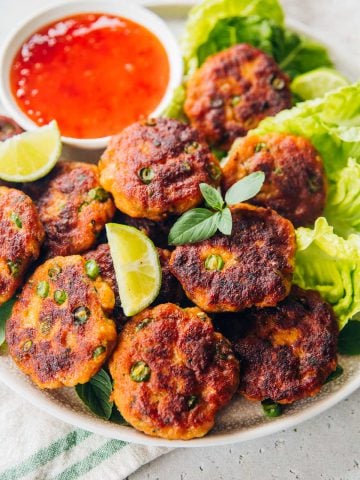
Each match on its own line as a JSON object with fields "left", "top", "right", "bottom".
{"left": 0, "top": 0, "right": 360, "bottom": 448}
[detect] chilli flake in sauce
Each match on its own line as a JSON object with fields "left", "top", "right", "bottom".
{"left": 10, "top": 13, "right": 170, "bottom": 139}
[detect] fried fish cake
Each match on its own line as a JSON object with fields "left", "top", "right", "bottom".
{"left": 36, "top": 162, "right": 115, "bottom": 258}
{"left": 185, "top": 44, "right": 292, "bottom": 150}
{"left": 0, "top": 187, "right": 44, "bottom": 305}
{"left": 223, "top": 133, "right": 327, "bottom": 226}
{"left": 83, "top": 245, "right": 185, "bottom": 329}
{"left": 99, "top": 118, "right": 222, "bottom": 221}
{"left": 229, "top": 286, "right": 338, "bottom": 404}
{"left": 170, "top": 204, "right": 295, "bottom": 312}
{"left": 6, "top": 255, "right": 117, "bottom": 389}
{"left": 109, "top": 303, "right": 239, "bottom": 439}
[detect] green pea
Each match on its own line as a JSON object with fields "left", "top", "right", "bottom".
{"left": 153, "top": 139, "right": 161, "bottom": 147}
{"left": 37, "top": 281, "right": 49, "bottom": 299}
{"left": 48, "top": 264, "right": 62, "bottom": 279}
{"left": 274, "top": 167, "right": 283, "bottom": 175}
{"left": 271, "top": 76, "right": 285, "bottom": 90}
{"left": 85, "top": 259, "right": 100, "bottom": 280}
{"left": 78, "top": 201, "right": 90, "bottom": 212}
{"left": 231, "top": 95, "right": 242, "bottom": 106}
{"left": 130, "top": 361, "right": 151, "bottom": 382}
{"left": 207, "top": 163, "right": 222, "bottom": 181}
{"left": 22, "top": 340, "right": 33, "bottom": 352}
{"left": 54, "top": 290, "right": 67, "bottom": 305}
{"left": 88, "top": 187, "right": 109, "bottom": 203}
{"left": 184, "top": 142, "right": 199, "bottom": 154}
{"left": 7, "top": 260, "right": 20, "bottom": 277}
{"left": 138, "top": 167, "right": 154, "bottom": 185}
{"left": 73, "top": 306, "right": 90, "bottom": 325}
{"left": 205, "top": 254, "right": 224, "bottom": 271}
{"left": 135, "top": 318, "right": 152, "bottom": 332}
{"left": 187, "top": 395, "right": 198, "bottom": 410}
{"left": 93, "top": 345, "right": 106, "bottom": 358}
{"left": 261, "top": 399, "right": 282, "bottom": 417}
{"left": 10, "top": 212, "right": 22, "bottom": 228}
{"left": 254, "top": 143, "right": 266, "bottom": 153}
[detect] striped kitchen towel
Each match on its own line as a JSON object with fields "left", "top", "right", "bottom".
{"left": 0, "top": 382, "right": 171, "bottom": 480}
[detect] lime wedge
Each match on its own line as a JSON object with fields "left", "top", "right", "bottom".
{"left": 0, "top": 120, "right": 61, "bottom": 182}
{"left": 291, "top": 68, "right": 349, "bottom": 101}
{"left": 106, "top": 223, "right": 162, "bottom": 317}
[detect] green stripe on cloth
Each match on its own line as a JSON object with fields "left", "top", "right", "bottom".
{"left": 1, "top": 429, "right": 92, "bottom": 480}
{"left": 50, "top": 439, "right": 128, "bottom": 480}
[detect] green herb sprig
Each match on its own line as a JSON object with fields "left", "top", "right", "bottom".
{"left": 75, "top": 369, "right": 127, "bottom": 424}
{"left": 168, "top": 172, "right": 265, "bottom": 246}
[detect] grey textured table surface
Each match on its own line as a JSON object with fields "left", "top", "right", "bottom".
{"left": 0, "top": 1, "right": 359, "bottom": 479}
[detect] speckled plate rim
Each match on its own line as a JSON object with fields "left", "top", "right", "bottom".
{"left": 0, "top": 0, "right": 359, "bottom": 448}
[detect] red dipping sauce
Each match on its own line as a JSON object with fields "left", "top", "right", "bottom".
{"left": 10, "top": 13, "right": 170, "bottom": 139}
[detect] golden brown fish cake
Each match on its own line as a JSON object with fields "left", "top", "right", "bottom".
{"left": 223, "top": 133, "right": 327, "bottom": 227}
{"left": 0, "top": 187, "right": 44, "bottom": 305}
{"left": 170, "top": 204, "right": 295, "bottom": 313}
{"left": 109, "top": 303, "right": 239, "bottom": 440}
{"left": 228, "top": 286, "right": 338, "bottom": 404}
{"left": 6, "top": 255, "right": 117, "bottom": 389}
{"left": 83, "top": 245, "right": 186, "bottom": 329}
{"left": 98, "top": 118, "right": 222, "bottom": 221}
{"left": 184, "top": 44, "right": 292, "bottom": 150}
{"left": 36, "top": 162, "right": 115, "bottom": 258}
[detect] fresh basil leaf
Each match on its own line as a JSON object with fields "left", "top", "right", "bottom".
{"left": 217, "top": 207, "right": 232, "bottom": 235}
{"left": 325, "top": 365, "right": 344, "bottom": 384}
{"left": 225, "top": 172, "right": 265, "bottom": 206}
{"left": 338, "top": 321, "right": 360, "bottom": 355}
{"left": 168, "top": 209, "right": 220, "bottom": 245}
{"left": 110, "top": 405, "right": 129, "bottom": 425}
{"left": 75, "top": 369, "right": 113, "bottom": 420}
{"left": 200, "top": 183, "right": 224, "bottom": 211}
{"left": 0, "top": 297, "right": 16, "bottom": 346}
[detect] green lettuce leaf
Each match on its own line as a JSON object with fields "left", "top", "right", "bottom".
{"left": 196, "top": 16, "right": 332, "bottom": 79}
{"left": 181, "top": 0, "right": 284, "bottom": 75}
{"left": 162, "top": 85, "right": 187, "bottom": 122}
{"left": 324, "top": 158, "right": 360, "bottom": 238}
{"left": 294, "top": 217, "right": 360, "bottom": 330}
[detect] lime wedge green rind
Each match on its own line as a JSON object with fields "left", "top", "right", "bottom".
{"left": 291, "top": 68, "right": 349, "bottom": 100}
{"left": 106, "top": 223, "right": 162, "bottom": 317}
{"left": 0, "top": 120, "right": 61, "bottom": 182}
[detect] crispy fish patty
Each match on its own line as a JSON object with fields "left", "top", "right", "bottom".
{"left": 184, "top": 44, "right": 292, "bottom": 150}
{"left": 109, "top": 303, "right": 239, "bottom": 440}
{"left": 83, "top": 245, "right": 185, "bottom": 328}
{"left": 6, "top": 255, "right": 117, "bottom": 389}
{"left": 98, "top": 118, "right": 222, "bottom": 221}
{"left": 0, "top": 187, "right": 44, "bottom": 305}
{"left": 36, "top": 162, "right": 115, "bottom": 258}
{"left": 228, "top": 286, "right": 338, "bottom": 404}
{"left": 170, "top": 204, "right": 295, "bottom": 312}
{"left": 223, "top": 133, "right": 327, "bottom": 226}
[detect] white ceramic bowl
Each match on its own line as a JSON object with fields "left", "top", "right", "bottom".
{"left": 0, "top": 0, "right": 183, "bottom": 149}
